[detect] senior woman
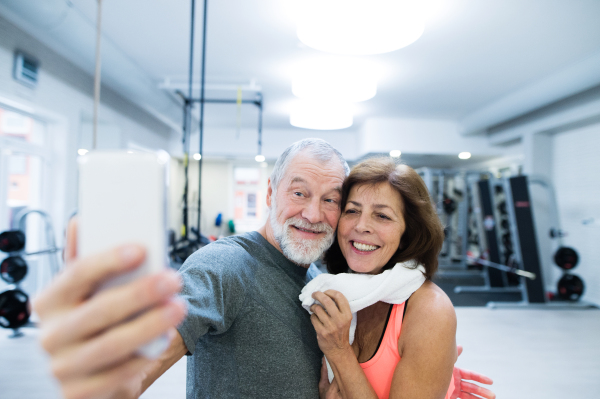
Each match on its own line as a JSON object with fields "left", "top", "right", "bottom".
{"left": 305, "top": 158, "right": 492, "bottom": 399}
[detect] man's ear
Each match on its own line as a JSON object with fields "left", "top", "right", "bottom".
{"left": 266, "top": 178, "right": 273, "bottom": 208}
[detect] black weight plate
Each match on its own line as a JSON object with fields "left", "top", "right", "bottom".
{"left": 1, "top": 256, "right": 28, "bottom": 284}
{"left": 557, "top": 273, "right": 585, "bottom": 301}
{"left": 554, "top": 246, "right": 579, "bottom": 270}
{"left": 0, "top": 289, "right": 30, "bottom": 329}
{"left": 0, "top": 230, "right": 26, "bottom": 253}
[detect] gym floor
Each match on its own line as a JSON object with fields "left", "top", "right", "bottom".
{"left": 1, "top": 307, "right": 599, "bottom": 398}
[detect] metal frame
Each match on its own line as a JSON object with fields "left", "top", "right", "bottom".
{"left": 176, "top": 0, "right": 263, "bottom": 240}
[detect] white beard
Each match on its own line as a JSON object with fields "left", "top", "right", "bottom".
{"left": 269, "top": 199, "right": 335, "bottom": 265}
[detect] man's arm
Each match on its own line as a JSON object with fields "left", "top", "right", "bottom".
{"left": 34, "top": 219, "right": 187, "bottom": 399}
{"left": 139, "top": 329, "right": 189, "bottom": 395}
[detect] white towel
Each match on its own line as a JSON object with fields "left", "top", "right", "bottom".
{"left": 299, "top": 261, "right": 426, "bottom": 382}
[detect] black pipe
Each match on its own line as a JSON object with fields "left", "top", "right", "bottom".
{"left": 197, "top": 0, "right": 207, "bottom": 237}
{"left": 257, "top": 93, "right": 263, "bottom": 157}
{"left": 182, "top": 0, "right": 196, "bottom": 240}
{"left": 189, "top": 98, "right": 262, "bottom": 105}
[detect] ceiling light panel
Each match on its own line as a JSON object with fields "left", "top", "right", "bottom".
{"left": 292, "top": 58, "right": 377, "bottom": 102}
{"left": 290, "top": 101, "right": 353, "bottom": 130}
{"left": 296, "top": 0, "right": 426, "bottom": 55}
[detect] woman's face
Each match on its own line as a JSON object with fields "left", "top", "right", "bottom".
{"left": 337, "top": 182, "right": 406, "bottom": 275}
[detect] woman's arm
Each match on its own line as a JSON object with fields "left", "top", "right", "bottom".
{"left": 310, "top": 290, "right": 379, "bottom": 399}
{"left": 389, "top": 281, "right": 457, "bottom": 399}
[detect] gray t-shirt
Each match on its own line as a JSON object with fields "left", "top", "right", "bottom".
{"left": 177, "top": 231, "right": 323, "bottom": 399}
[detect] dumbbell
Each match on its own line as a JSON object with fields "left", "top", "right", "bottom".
{"left": 557, "top": 273, "right": 584, "bottom": 301}
{"left": 1, "top": 256, "right": 28, "bottom": 284}
{"left": 0, "top": 288, "right": 31, "bottom": 330}
{"left": 0, "top": 230, "right": 25, "bottom": 253}
{"left": 554, "top": 246, "right": 579, "bottom": 270}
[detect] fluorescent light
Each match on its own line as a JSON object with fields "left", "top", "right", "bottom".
{"left": 458, "top": 152, "right": 471, "bottom": 159}
{"left": 255, "top": 155, "right": 266, "bottom": 163}
{"left": 193, "top": 153, "right": 202, "bottom": 160}
{"left": 78, "top": 149, "right": 88, "bottom": 156}
{"left": 292, "top": 58, "right": 377, "bottom": 102}
{"left": 390, "top": 150, "right": 401, "bottom": 158}
{"left": 296, "top": 0, "right": 425, "bottom": 55}
{"left": 290, "top": 101, "right": 353, "bottom": 130}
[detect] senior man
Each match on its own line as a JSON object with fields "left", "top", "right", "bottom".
{"left": 35, "top": 138, "right": 493, "bottom": 399}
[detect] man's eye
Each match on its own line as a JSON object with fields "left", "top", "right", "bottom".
{"left": 325, "top": 199, "right": 337, "bottom": 203}
{"left": 294, "top": 192, "right": 304, "bottom": 197}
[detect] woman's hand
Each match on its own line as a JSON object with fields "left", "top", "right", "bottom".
{"left": 319, "top": 358, "right": 343, "bottom": 399}
{"left": 310, "top": 290, "right": 353, "bottom": 359}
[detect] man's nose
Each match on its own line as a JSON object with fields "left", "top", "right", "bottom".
{"left": 302, "top": 198, "right": 323, "bottom": 224}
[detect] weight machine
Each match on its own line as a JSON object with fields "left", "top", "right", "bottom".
{"left": 0, "top": 209, "right": 62, "bottom": 337}
{"left": 418, "top": 168, "right": 470, "bottom": 270}
{"left": 455, "top": 175, "right": 593, "bottom": 309}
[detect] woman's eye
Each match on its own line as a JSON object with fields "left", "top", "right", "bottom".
{"left": 378, "top": 213, "right": 391, "bottom": 220}
{"left": 294, "top": 192, "right": 304, "bottom": 197}
{"left": 345, "top": 209, "right": 357, "bottom": 214}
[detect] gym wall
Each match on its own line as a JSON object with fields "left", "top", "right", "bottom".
{"left": 0, "top": 15, "right": 177, "bottom": 295}
{"left": 0, "top": 16, "right": 173, "bottom": 234}
{"left": 168, "top": 158, "right": 274, "bottom": 239}
{"left": 552, "top": 122, "right": 600, "bottom": 306}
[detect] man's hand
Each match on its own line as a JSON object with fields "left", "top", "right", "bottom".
{"left": 34, "top": 219, "right": 186, "bottom": 399}
{"left": 451, "top": 346, "right": 496, "bottom": 399}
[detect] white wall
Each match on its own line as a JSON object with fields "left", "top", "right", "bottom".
{"left": 168, "top": 158, "right": 274, "bottom": 239}
{"left": 552, "top": 122, "right": 600, "bottom": 306}
{"left": 0, "top": 15, "right": 178, "bottom": 299}
{"left": 0, "top": 15, "right": 176, "bottom": 235}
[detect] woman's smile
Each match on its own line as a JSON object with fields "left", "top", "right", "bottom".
{"left": 350, "top": 240, "right": 380, "bottom": 253}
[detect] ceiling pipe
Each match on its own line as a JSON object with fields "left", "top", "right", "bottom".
{"left": 460, "top": 50, "right": 600, "bottom": 136}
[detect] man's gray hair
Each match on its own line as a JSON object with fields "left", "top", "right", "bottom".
{"left": 270, "top": 138, "right": 350, "bottom": 190}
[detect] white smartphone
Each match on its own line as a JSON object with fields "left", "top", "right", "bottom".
{"left": 77, "top": 150, "right": 171, "bottom": 358}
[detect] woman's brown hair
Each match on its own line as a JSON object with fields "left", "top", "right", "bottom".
{"left": 323, "top": 157, "right": 444, "bottom": 279}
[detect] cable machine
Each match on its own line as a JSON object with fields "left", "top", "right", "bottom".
{"left": 171, "top": 0, "right": 264, "bottom": 264}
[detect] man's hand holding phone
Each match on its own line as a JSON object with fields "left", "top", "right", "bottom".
{"left": 34, "top": 219, "right": 186, "bottom": 399}
{"left": 35, "top": 151, "right": 186, "bottom": 399}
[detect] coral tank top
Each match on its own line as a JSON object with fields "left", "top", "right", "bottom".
{"left": 359, "top": 302, "right": 455, "bottom": 399}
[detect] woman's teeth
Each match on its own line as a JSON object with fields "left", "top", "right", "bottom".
{"left": 353, "top": 242, "right": 378, "bottom": 252}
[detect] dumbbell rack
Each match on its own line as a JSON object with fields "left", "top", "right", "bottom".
{"left": 0, "top": 230, "right": 31, "bottom": 338}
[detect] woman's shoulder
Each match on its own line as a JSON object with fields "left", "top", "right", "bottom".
{"left": 398, "top": 281, "right": 456, "bottom": 353}
{"left": 408, "top": 280, "right": 455, "bottom": 318}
